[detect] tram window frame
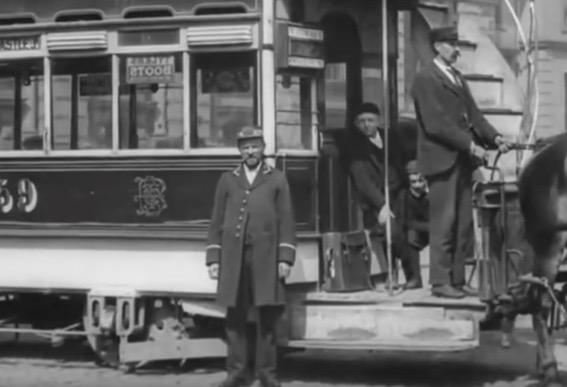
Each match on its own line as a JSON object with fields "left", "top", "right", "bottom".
{"left": 50, "top": 55, "right": 113, "bottom": 152}
{"left": 0, "top": 58, "right": 46, "bottom": 154}
{"left": 275, "top": 71, "right": 319, "bottom": 153}
{"left": 189, "top": 50, "right": 259, "bottom": 152}
{"left": 117, "top": 53, "right": 185, "bottom": 151}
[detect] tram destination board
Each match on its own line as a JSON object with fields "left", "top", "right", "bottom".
{"left": 0, "top": 36, "right": 41, "bottom": 51}
{"left": 276, "top": 22, "right": 324, "bottom": 70}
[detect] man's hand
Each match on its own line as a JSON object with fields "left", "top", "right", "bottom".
{"left": 208, "top": 263, "right": 219, "bottom": 280}
{"left": 494, "top": 135, "right": 512, "bottom": 153}
{"left": 469, "top": 143, "right": 489, "bottom": 164}
{"left": 378, "top": 204, "right": 395, "bottom": 226}
{"left": 278, "top": 262, "right": 292, "bottom": 279}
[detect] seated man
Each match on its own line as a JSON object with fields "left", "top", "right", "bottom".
{"left": 347, "top": 102, "right": 402, "bottom": 287}
{"left": 393, "top": 160, "right": 429, "bottom": 289}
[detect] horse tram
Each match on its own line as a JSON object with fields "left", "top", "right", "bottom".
{"left": 0, "top": 0, "right": 562, "bottom": 380}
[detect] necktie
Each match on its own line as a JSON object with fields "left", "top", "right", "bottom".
{"left": 449, "top": 67, "right": 462, "bottom": 87}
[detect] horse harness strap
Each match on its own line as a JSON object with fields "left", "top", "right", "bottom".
{"left": 520, "top": 275, "right": 567, "bottom": 327}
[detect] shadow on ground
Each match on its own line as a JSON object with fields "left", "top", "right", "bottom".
{"left": 278, "top": 332, "right": 567, "bottom": 386}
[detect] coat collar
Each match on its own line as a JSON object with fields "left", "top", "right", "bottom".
{"left": 429, "top": 61, "right": 463, "bottom": 97}
{"left": 232, "top": 161, "right": 273, "bottom": 190}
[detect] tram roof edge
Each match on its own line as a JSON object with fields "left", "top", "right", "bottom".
{"left": 0, "top": 13, "right": 261, "bottom": 34}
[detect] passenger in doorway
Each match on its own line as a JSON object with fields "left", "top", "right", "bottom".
{"left": 393, "top": 160, "right": 429, "bottom": 290}
{"left": 347, "top": 102, "right": 402, "bottom": 289}
{"left": 411, "top": 26, "right": 512, "bottom": 299}
{"left": 206, "top": 126, "right": 296, "bottom": 387}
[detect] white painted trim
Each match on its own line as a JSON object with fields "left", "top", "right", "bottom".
{"left": 186, "top": 24, "right": 255, "bottom": 47}
{"left": 111, "top": 54, "right": 120, "bottom": 153}
{"left": 311, "top": 77, "right": 319, "bottom": 152}
{"left": 183, "top": 51, "right": 190, "bottom": 151}
{"left": 43, "top": 56, "right": 51, "bottom": 155}
{"left": 187, "top": 148, "right": 240, "bottom": 156}
{"left": 276, "top": 150, "right": 319, "bottom": 157}
{"left": 46, "top": 31, "right": 108, "bottom": 52}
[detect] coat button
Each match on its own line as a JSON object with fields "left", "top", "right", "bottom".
{"left": 237, "top": 225, "right": 241, "bottom": 230}
{"left": 242, "top": 199, "right": 247, "bottom": 204}
{"left": 240, "top": 208, "right": 245, "bottom": 212}
{"left": 236, "top": 233, "right": 240, "bottom": 238}
{"left": 238, "top": 216, "right": 243, "bottom": 221}
{"left": 245, "top": 190, "right": 250, "bottom": 195}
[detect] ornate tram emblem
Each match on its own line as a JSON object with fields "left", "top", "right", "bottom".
{"left": 134, "top": 176, "right": 168, "bottom": 217}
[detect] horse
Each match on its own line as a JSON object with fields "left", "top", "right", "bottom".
{"left": 509, "top": 132, "right": 567, "bottom": 386}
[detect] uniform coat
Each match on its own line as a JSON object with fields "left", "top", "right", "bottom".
{"left": 411, "top": 61, "right": 501, "bottom": 288}
{"left": 206, "top": 163, "right": 296, "bottom": 308}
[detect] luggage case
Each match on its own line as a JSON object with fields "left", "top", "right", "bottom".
{"left": 321, "top": 230, "right": 373, "bottom": 292}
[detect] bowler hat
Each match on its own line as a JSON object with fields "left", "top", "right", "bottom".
{"left": 429, "top": 26, "right": 458, "bottom": 43}
{"left": 237, "top": 126, "right": 264, "bottom": 142}
{"left": 355, "top": 102, "right": 380, "bottom": 117}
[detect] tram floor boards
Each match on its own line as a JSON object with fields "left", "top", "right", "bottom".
{"left": 289, "top": 288, "right": 485, "bottom": 309}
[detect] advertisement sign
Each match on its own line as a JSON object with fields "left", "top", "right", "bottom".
{"left": 126, "top": 55, "right": 175, "bottom": 84}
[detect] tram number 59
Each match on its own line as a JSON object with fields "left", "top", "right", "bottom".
{"left": 0, "top": 179, "right": 38, "bottom": 214}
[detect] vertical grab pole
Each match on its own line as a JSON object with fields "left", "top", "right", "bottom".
{"left": 382, "top": 0, "right": 394, "bottom": 296}
{"left": 261, "top": 0, "right": 276, "bottom": 166}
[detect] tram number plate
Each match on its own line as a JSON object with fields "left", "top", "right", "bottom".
{"left": 0, "top": 179, "right": 38, "bottom": 214}
{"left": 126, "top": 55, "right": 175, "bottom": 84}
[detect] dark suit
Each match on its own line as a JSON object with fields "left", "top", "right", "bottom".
{"left": 346, "top": 130, "right": 402, "bottom": 273}
{"left": 393, "top": 188, "right": 429, "bottom": 282}
{"left": 411, "top": 62, "right": 500, "bottom": 287}
{"left": 206, "top": 162, "right": 296, "bottom": 385}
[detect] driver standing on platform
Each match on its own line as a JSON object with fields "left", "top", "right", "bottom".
{"left": 205, "top": 126, "right": 296, "bottom": 387}
{"left": 411, "top": 26, "right": 512, "bottom": 299}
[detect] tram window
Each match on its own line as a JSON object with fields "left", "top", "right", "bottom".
{"left": 192, "top": 52, "right": 256, "bottom": 148}
{"left": 119, "top": 54, "right": 184, "bottom": 150}
{"left": 51, "top": 56, "right": 112, "bottom": 150}
{"left": 0, "top": 60, "right": 44, "bottom": 151}
{"left": 276, "top": 74, "right": 315, "bottom": 150}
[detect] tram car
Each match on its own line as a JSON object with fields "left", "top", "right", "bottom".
{"left": 0, "top": 0, "right": 540, "bottom": 372}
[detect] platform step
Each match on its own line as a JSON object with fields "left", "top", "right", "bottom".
{"left": 288, "top": 302, "right": 477, "bottom": 344}
{"left": 287, "top": 337, "right": 479, "bottom": 352}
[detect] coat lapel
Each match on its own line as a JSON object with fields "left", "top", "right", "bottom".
{"left": 429, "top": 62, "right": 462, "bottom": 98}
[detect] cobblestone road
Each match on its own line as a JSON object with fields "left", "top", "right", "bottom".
{"left": 1, "top": 330, "right": 567, "bottom": 387}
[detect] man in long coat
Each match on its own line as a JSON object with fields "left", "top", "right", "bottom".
{"left": 346, "top": 102, "right": 402, "bottom": 286}
{"left": 411, "top": 26, "right": 511, "bottom": 299}
{"left": 206, "top": 126, "right": 296, "bottom": 387}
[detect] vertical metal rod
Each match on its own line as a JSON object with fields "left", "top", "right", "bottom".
{"left": 261, "top": 0, "right": 276, "bottom": 165}
{"left": 382, "top": 0, "right": 393, "bottom": 296}
{"left": 43, "top": 56, "right": 52, "bottom": 154}
{"left": 14, "top": 74, "right": 22, "bottom": 150}
{"left": 111, "top": 54, "right": 119, "bottom": 153}
{"left": 182, "top": 52, "right": 190, "bottom": 151}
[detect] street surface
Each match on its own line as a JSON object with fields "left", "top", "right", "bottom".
{"left": 0, "top": 327, "right": 567, "bottom": 387}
